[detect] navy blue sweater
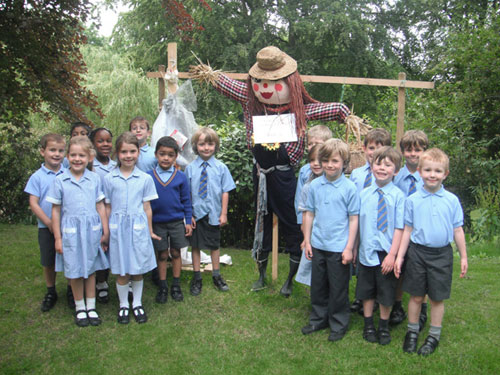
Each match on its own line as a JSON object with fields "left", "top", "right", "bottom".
{"left": 148, "top": 168, "right": 192, "bottom": 224}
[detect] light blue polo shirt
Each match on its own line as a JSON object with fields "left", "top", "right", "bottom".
{"left": 93, "top": 158, "right": 117, "bottom": 184}
{"left": 359, "top": 182, "right": 405, "bottom": 266}
{"left": 394, "top": 165, "right": 423, "bottom": 197}
{"left": 306, "top": 174, "right": 359, "bottom": 252}
{"left": 136, "top": 144, "right": 158, "bottom": 173}
{"left": 405, "top": 186, "right": 464, "bottom": 248}
{"left": 350, "top": 161, "right": 375, "bottom": 193}
{"left": 24, "top": 164, "right": 66, "bottom": 228}
{"left": 185, "top": 156, "right": 236, "bottom": 226}
{"left": 295, "top": 163, "right": 311, "bottom": 224}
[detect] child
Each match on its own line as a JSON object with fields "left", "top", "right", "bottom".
{"left": 185, "top": 127, "right": 236, "bottom": 295}
{"left": 356, "top": 146, "right": 405, "bottom": 345}
{"left": 295, "top": 145, "right": 323, "bottom": 287}
{"left": 130, "top": 116, "right": 157, "bottom": 173}
{"left": 46, "top": 136, "right": 109, "bottom": 327}
{"left": 349, "top": 127, "right": 392, "bottom": 313}
{"left": 103, "top": 132, "right": 159, "bottom": 324}
{"left": 90, "top": 127, "right": 117, "bottom": 304}
{"left": 148, "top": 136, "right": 193, "bottom": 303}
{"left": 24, "top": 133, "right": 67, "bottom": 312}
{"left": 301, "top": 139, "right": 359, "bottom": 342}
{"left": 391, "top": 130, "right": 430, "bottom": 327}
{"left": 63, "top": 122, "right": 92, "bottom": 169}
{"left": 395, "top": 148, "right": 468, "bottom": 356}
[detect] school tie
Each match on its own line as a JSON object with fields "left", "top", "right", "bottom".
{"left": 363, "top": 168, "right": 372, "bottom": 189}
{"left": 377, "top": 188, "right": 388, "bottom": 233}
{"left": 198, "top": 161, "right": 208, "bottom": 199}
{"left": 408, "top": 175, "right": 417, "bottom": 196}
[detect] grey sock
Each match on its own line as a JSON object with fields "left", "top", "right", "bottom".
{"left": 194, "top": 271, "right": 202, "bottom": 280}
{"left": 212, "top": 268, "right": 220, "bottom": 277}
{"left": 429, "top": 325, "right": 442, "bottom": 340}
{"left": 407, "top": 322, "right": 420, "bottom": 333}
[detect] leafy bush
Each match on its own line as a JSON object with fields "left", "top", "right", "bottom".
{"left": 470, "top": 183, "right": 500, "bottom": 244}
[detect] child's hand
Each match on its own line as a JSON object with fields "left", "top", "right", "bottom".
{"left": 300, "top": 239, "right": 306, "bottom": 250}
{"left": 100, "top": 233, "right": 109, "bottom": 252}
{"left": 219, "top": 213, "right": 227, "bottom": 226}
{"left": 191, "top": 217, "right": 197, "bottom": 229}
{"left": 394, "top": 257, "right": 403, "bottom": 279}
{"left": 342, "top": 248, "right": 353, "bottom": 265}
{"left": 381, "top": 253, "right": 395, "bottom": 275}
{"left": 151, "top": 232, "right": 161, "bottom": 241}
{"left": 305, "top": 243, "right": 313, "bottom": 260}
{"left": 460, "top": 257, "right": 468, "bottom": 278}
{"left": 185, "top": 224, "right": 193, "bottom": 237}
{"left": 55, "top": 238, "right": 63, "bottom": 254}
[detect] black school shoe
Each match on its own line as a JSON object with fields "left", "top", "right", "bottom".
{"left": 74, "top": 310, "right": 89, "bottom": 327}
{"left": 132, "top": 305, "right": 148, "bottom": 324}
{"left": 155, "top": 287, "right": 168, "bottom": 304}
{"left": 389, "top": 305, "right": 407, "bottom": 325}
{"left": 190, "top": 278, "right": 202, "bottom": 296}
{"left": 403, "top": 331, "right": 419, "bottom": 353}
{"left": 378, "top": 328, "right": 391, "bottom": 345}
{"left": 350, "top": 299, "right": 362, "bottom": 313}
{"left": 170, "top": 285, "right": 184, "bottom": 302}
{"left": 117, "top": 307, "right": 130, "bottom": 324}
{"left": 87, "top": 309, "right": 102, "bottom": 326}
{"left": 363, "top": 325, "right": 378, "bottom": 343}
{"left": 41, "top": 291, "right": 58, "bottom": 312}
{"left": 213, "top": 275, "right": 229, "bottom": 292}
{"left": 418, "top": 335, "right": 439, "bottom": 356}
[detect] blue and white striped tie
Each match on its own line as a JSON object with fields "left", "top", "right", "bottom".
{"left": 198, "top": 161, "right": 208, "bottom": 199}
{"left": 408, "top": 175, "right": 416, "bottom": 196}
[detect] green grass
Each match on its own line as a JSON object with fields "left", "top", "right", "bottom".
{"left": 1, "top": 224, "right": 499, "bottom": 374}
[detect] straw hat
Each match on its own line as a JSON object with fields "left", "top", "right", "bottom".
{"left": 249, "top": 46, "right": 297, "bottom": 80}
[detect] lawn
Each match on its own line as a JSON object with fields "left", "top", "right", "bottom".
{"left": 1, "top": 224, "right": 499, "bottom": 374}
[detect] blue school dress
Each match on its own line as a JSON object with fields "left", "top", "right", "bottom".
{"left": 46, "top": 169, "right": 109, "bottom": 279}
{"left": 103, "top": 167, "right": 158, "bottom": 276}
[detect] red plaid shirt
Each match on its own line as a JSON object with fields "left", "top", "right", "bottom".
{"left": 215, "top": 74, "right": 350, "bottom": 166}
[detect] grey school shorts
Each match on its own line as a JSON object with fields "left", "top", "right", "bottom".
{"left": 190, "top": 215, "right": 220, "bottom": 251}
{"left": 403, "top": 241, "right": 453, "bottom": 301}
{"left": 152, "top": 220, "right": 189, "bottom": 251}
{"left": 355, "top": 252, "right": 398, "bottom": 307}
{"left": 38, "top": 227, "right": 56, "bottom": 267}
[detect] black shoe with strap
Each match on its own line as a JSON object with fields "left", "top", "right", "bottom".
{"left": 190, "top": 278, "right": 203, "bottom": 296}
{"left": 41, "top": 292, "right": 58, "bottom": 312}
{"left": 171, "top": 285, "right": 184, "bottom": 302}
{"left": 418, "top": 335, "right": 439, "bottom": 356}
{"left": 403, "top": 331, "right": 419, "bottom": 353}
{"left": 156, "top": 287, "right": 168, "bottom": 304}
{"left": 213, "top": 275, "right": 229, "bottom": 292}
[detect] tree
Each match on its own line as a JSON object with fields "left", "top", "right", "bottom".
{"left": 0, "top": 0, "right": 103, "bottom": 126}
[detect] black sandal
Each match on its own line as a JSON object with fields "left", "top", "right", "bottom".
{"left": 74, "top": 309, "right": 89, "bottom": 327}
{"left": 132, "top": 305, "right": 148, "bottom": 324}
{"left": 87, "top": 309, "right": 102, "bottom": 326}
{"left": 117, "top": 307, "right": 130, "bottom": 324}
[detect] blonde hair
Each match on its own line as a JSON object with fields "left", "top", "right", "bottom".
{"left": 400, "top": 130, "right": 429, "bottom": 152}
{"left": 129, "top": 116, "right": 150, "bottom": 130}
{"left": 308, "top": 144, "right": 321, "bottom": 162}
{"left": 418, "top": 148, "right": 449, "bottom": 172}
{"left": 68, "top": 136, "right": 95, "bottom": 158}
{"left": 319, "top": 138, "right": 350, "bottom": 169}
{"left": 40, "top": 133, "right": 65, "bottom": 149}
{"left": 371, "top": 146, "right": 402, "bottom": 172}
{"left": 364, "top": 128, "right": 391, "bottom": 147}
{"left": 191, "top": 127, "right": 220, "bottom": 155}
{"left": 308, "top": 125, "right": 332, "bottom": 142}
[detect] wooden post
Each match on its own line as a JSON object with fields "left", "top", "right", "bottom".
{"left": 396, "top": 72, "right": 406, "bottom": 152}
{"left": 272, "top": 213, "right": 279, "bottom": 281}
{"left": 167, "top": 42, "right": 178, "bottom": 95}
{"left": 157, "top": 65, "right": 165, "bottom": 112}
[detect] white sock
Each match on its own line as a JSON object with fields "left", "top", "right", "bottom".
{"left": 86, "top": 297, "right": 98, "bottom": 318}
{"left": 131, "top": 279, "right": 144, "bottom": 308}
{"left": 116, "top": 283, "right": 130, "bottom": 308}
{"left": 75, "top": 299, "right": 86, "bottom": 319}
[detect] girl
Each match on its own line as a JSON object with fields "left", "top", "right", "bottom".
{"left": 47, "top": 136, "right": 109, "bottom": 327}
{"left": 103, "top": 132, "right": 159, "bottom": 324}
{"left": 90, "top": 127, "right": 116, "bottom": 303}
{"left": 63, "top": 122, "right": 92, "bottom": 169}
{"left": 295, "top": 145, "right": 323, "bottom": 287}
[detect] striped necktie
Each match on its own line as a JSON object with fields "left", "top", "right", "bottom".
{"left": 408, "top": 175, "right": 417, "bottom": 196}
{"left": 199, "top": 161, "right": 208, "bottom": 199}
{"left": 363, "top": 168, "right": 372, "bottom": 189}
{"left": 377, "top": 188, "right": 388, "bottom": 233}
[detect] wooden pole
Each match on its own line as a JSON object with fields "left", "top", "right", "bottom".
{"left": 157, "top": 65, "right": 165, "bottom": 112}
{"left": 396, "top": 72, "right": 406, "bottom": 152}
{"left": 272, "top": 213, "right": 279, "bottom": 281}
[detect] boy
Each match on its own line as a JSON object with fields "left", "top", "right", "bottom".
{"left": 395, "top": 148, "right": 468, "bottom": 356}
{"left": 130, "top": 116, "right": 158, "bottom": 173}
{"left": 148, "top": 137, "right": 192, "bottom": 303}
{"left": 186, "top": 127, "right": 236, "bottom": 295}
{"left": 391, "top": 130, "right": 430, "bottom": 327}
{"left": 356, "top": 146, "right": 405, "bottom": 345}
{"left": 24, "top": 133, "right": 68, "bottom": 311}
{"left": 349, "top": 127, "right": 392, "bottom": 313}
{"left": 301, "top": 139, "right": 359, "bottom": 342}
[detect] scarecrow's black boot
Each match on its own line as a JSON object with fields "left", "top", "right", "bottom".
{"left": 252, "top": 256, "right": 268, "bottom": 291}
{"left": 280, "top": 255, "right": 301, "bottom": 297}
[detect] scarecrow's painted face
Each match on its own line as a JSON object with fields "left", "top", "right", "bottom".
{"left": 251, "top": 77, "right": 291, "bottom": 105}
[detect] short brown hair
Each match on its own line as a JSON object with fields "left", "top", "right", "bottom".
{"left": 40, "top": 133, "right": 65, "bottom": 149}
{"left": 114, "top": 132, "right": 139, "bottom": 166}
{"left": 371, "top": 146, "right": 402, "bottom": 173}
{"left": 364, "top": 128, "right": 391, "bottom": 147}
{"left": 308, "top": 144, "right": 321, "bottom": 162}
{"left": 308, "top": 125, "right": 332, "bottom": 142}
{"left": 418, "top": 148, "right": 449, "bottom": 172}
{"left": 400, "top": 130, "right": 429, "bottom": 152}
{"left": 319, "top": 138, "right": 350, "bottom": 169}
{"left": 191, "top": 127, "right": 220, "bottom": 155}
{"left": 129, "top": 116, "right": 150, "bottom": 130}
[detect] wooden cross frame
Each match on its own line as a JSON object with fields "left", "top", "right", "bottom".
{"left": 147, "top": 42, "right": 434, "bottom": 282}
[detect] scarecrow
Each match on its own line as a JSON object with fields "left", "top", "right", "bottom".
{"left": 191, "top": 46, "right": 350, "bottom": 296}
